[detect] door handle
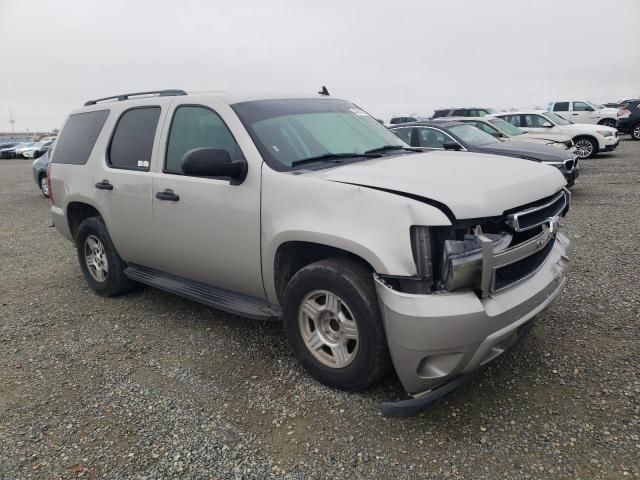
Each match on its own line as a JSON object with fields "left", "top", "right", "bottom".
{"left": 155, "top": 189, "right": 180, "bottom": 201}
{"left": 95, "top": 179, "right": 113, "bottom": 190}
{"left": 571, "top": 113, "right": 579, "bottom": 115}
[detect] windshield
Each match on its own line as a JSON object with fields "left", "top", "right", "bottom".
{"left": 448, "top": 124, "right": 499, "bottom": 146}
{"left": 488, "top": 118, "right": 523, "bottom": 136}
{"left": 232, "top": 99, "right": 407, "bottom": 171}
{"left": 542, "top": 112, "right": 571, "bottom": 125}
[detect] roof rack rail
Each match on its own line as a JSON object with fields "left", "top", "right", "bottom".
{"left": 84, "top": 89, "right": 187, "bottom": 106}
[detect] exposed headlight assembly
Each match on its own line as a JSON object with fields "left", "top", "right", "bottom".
{"left": 441, "top": 231, "right": 512, "bottom": 291}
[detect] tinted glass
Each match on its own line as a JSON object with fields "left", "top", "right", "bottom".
{"left": 523, "top": 114, "right": 549, "bottom": 127}
{"left": 166, "top": 106, "right": 245, "bottom": 174}
{"left": 432, "top": 110, "right": 449, "bottom": 118}
{"left": 573, "top": 101, "right": 592, "bottom": 112}
{"left": 417, "top": 128, "right": 448, "bottom": 148}
{"left": 108, "top": 107, "right": 160, "bottom": 170}
{"left": 542, "top": 112, "right": 571, "bottom": 125}
{"left": 553, "top": 102, "right": 569, "bottom": 111}
{"left": 499, "top": 114, "right": 522, "bottom": 127}
{"left": 488, "top": 118, "right": 523, "bottom": 136}
{"left": 52, "top": 110, "right": 109, "bottom": 165}
{"left": 391, "top": 127, "right": 413, "bottom": 145}
{"left": 448, "top": 124, "right": 499, "bottom": 146}
{"left": 452, "top": 109, "right": 468, "bottom": 116}
{"left": 232, "top": 99, "right": 405, "bottom": 171}
{"left": 465, "top": 120, "right": 500, "bottom": 136}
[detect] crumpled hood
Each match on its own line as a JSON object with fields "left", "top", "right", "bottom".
{"left": 476, "top": 140, "right": 573, "bottom": 162}
{"left": 306, "top": 150, "right": 566, "bottom": 220}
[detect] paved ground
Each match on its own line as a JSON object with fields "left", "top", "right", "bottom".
{"left": 1, "top": 141, "right": 639, "bottom": 479}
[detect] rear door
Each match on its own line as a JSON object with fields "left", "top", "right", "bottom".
{"left": 97, "top": 103, "right": 167, "bottom": 269}
{"left": 150, "top": 99, "right": 264, "bottom": 298}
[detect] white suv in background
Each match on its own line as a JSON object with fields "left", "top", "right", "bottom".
{"left": 492, "top": 111, "right": 619, "bottom": 159}
{"left": 547, "top": 101, "right": 618, "bottom": 128}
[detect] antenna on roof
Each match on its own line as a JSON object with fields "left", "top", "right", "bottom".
{"left": 318, "top": 86, "right": 330, "bottom": 96}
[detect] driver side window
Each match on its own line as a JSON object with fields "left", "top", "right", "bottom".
{"left": 165, "top": 105, "right": 244, "bottom": 174}
{"left": 417, "top": 128, "right": 447, "bottom": 148}
{"left": 573, "top": 102, "right": 592, "bottom": 112}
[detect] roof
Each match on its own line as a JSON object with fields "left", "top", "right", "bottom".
{"left": 80, "top": 89, "right": 338, "bottom": 110}
{"left": 388, "top": 120, "right": 466, "bottom": 128}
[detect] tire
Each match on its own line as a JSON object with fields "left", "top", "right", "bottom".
{"left": 631, "top": 122, "right": 640, "bottom": 141}
{"left": 76, "top": 217, "right": 136, "bottom": 297}
{"left": 39, "top": 174, "right": 49, "bottom": 198}
{"left": 598, "top": 119, "right": 616, "bottom": 129}
{"left": 282, "top": 258, "right": 392, "bottom": 391}
{"left": 573, "top": 136, "right": 598, "bottom": 159}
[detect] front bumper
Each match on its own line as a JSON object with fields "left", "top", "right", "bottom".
{"left": 375, "top": 232, "right": 571, "bottom": 396}
{"left": 603, "top": 139, "right": 619, "bottom": 152}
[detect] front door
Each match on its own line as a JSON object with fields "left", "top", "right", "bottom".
{"left": 151, "top": 102, "right": 264, "bottom": 299}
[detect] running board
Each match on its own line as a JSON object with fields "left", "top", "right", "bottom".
{"left": 124, "top": 264, "right": 281, "bottom": 320}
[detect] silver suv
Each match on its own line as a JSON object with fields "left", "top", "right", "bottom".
{"left": 49, "top": 90, "right": 571, "bottom": 415}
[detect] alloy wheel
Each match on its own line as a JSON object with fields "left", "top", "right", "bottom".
{"left": 298, "top": 290, "right": 359, "bottom": 368}
{"left": 574, "top": 139, "right": 594, "bottom": 159}
{"left": 40, "top": 176, "right": 49, "bottom": 196}
{"left": 84, "top": 235, "right": 109, "bottom": 282}
{"left": 633, "top": 125, "right": 640, "bottom": 140}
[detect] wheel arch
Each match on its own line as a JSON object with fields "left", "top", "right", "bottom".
{"left": 597, "top": 118, "right": 616, "bottom": 126}
{"left": 271, "top": 239, "right": 380, "bottom": 304}
{"left": 66, "top": 201, "right": 104, "bottom": 242}
{"left": 572, "top": 134, "right": 600, "bottom": 155}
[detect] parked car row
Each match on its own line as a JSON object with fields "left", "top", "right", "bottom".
{"left": 0, "top": 139, "right": 55, "bottom": 159}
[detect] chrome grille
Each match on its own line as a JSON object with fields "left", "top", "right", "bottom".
{"left": 505, "top": 190, "right": 568, "bottom": 233}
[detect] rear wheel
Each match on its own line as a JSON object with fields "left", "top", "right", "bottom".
{"left": 76, "top": 217, "right": 136, "bottom": 296}
{"left": 39, "top": 174, "right": 49, "bottom": 198}
{"left": 282, "top": 258, "right": 392, "bottom": 391}
{"left": 598, "top": 119, "right": 616, "bottom": 129}
{"left": 631, "top": 123, "right": 640, "bottom": 140}
{"left": 573, "top": 137, "right": 597, "bottom": 159}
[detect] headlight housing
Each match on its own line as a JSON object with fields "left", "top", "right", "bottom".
{"left": 596, "top": 130, "right": 613, "bottom": 137}
{"left": 441, "top": 232, "right": 512, "bottom": 291}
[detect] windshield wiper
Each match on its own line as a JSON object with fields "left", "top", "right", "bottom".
{"left": 291, "top": 152, "right": 381, "bottom": 167}
{"left": 364, "top": 145, "right": 422, "bottom": 154}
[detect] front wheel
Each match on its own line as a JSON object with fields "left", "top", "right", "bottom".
{"left": 282, "top": 258, "right": 392, "bottom": 391}
{"left": 573, "top": 137, "right": 597, "bottom": 159}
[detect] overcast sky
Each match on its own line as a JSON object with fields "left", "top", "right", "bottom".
{"left": 1, "top": 0, "right": 639, "bottom": 131}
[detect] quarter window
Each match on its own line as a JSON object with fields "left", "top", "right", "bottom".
{"left": 108, "top": 107, "right": 161, "bottom": 170}
{"left": 553, "top": 102, "right": 569, "bottom": 111}
{"left": 53, "top": 110, "right": 109, "bottom": 165}
{"left": 165, "top": 106, "right": 244, "bottom": 174}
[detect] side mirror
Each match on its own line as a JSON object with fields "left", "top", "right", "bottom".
{"left": 181, "top": 148, "right": 247, "bottom": 184}
{"left": 541, "top": 121, "right": 553, "bottom": 128}
{"left": 443, "top": 141, "right": 462, "bottom": 151}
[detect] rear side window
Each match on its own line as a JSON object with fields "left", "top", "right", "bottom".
{"left": 452, "top": 109, "right": 468, "bottom": 116}
{"left": 52, "top": 110, "right": 109, "bottom": 165}
{"left": 432, "top": 110, "right": 449, "bottom": 118}
{"left": 108, "top": 107, "right": 161, "bottom": 171}
{"left": 500, "top": 114, "right": 522, "bottom": 127}
{"left": 553, "top": 102, "right": 569, "bottom": 111}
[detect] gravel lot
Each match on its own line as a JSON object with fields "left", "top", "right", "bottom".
{"left": 1, "top": 141, "right": 639, "bottom": 480}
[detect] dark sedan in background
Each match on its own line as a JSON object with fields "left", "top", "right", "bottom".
{"left": 616, "top": 100, "right": 640, "bottom": 140}
{"left": 31, "top": 150, "right": 50, "bottom": 197}
{"left": 390, "top": 120, "right": 579, "bottom": 186}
